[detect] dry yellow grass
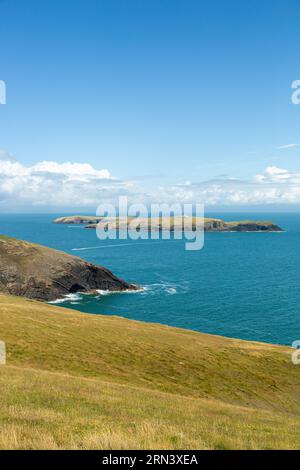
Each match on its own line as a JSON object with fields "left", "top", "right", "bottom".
{"left": 0, "top": 294, "right": 299, "bottom": 449}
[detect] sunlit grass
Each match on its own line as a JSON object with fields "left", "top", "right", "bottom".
{"left": 0, "top": 294, "right": 299, "bottom": 449}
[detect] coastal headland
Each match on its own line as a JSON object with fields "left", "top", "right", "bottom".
{"left": 0, "top": 235, "right": 137, "bottom": 301}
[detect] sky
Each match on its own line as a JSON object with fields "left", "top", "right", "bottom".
{"left": 0, "top": 0, "right": 300, "bottom": 212}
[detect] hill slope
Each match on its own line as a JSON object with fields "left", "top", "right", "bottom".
{"left": 0, "top": 294, "right": 299, "bottom": 449}
{"left": 0, "top": 235, "right": 136, "bottom": 301}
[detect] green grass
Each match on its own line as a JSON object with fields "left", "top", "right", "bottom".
{"left": 226, "top": 220, "right": 274, "bottom": 226}
{"left": 0, "top": 234, "right": 12, "bottom": 241}
{"left": 0, "top": 294, "right": 299, "bottom": 449}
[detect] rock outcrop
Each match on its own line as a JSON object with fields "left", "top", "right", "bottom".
{"left": 203, "top": 219, "right": 282, "bottom": 232}
{"left": 0, "top": 235, "right": 137, "bottom": 301}
{"left": 54, "top": 216, "right": 103, "bottom": 225}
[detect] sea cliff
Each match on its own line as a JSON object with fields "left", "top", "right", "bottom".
{"left": 0, "top": 235, "right": 137, "bottom": 301}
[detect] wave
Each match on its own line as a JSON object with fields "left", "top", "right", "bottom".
{"left": 48, "top": 293, "right": 83, "bottom": 304}
{"left": 142, "top": 281, "right": 190, "bottom": 296}
{"left": 49, "top": 287, "right": 145, "bottom": 304}
{"left": 96, "top": 287, "right": 145, "bottom": 297}
{"left": 48, "top": 281, "right": 187, "bottom": 305}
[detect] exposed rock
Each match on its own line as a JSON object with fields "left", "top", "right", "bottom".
{"left": 222, "top": 221, "right": 282, "bottom": 232}
{"left": 203, "top": 219, "right": 282, "bottom": 232}
{"left": 0, "top": 235, "right": 137, "bottom": 301}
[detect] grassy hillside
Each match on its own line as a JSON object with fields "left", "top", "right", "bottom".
{"left": 0, "top": 294, "right": 299, "bottom": 449}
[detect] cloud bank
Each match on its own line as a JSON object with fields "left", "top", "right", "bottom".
{"left": 0, "top": 155, "right": 134, "bottom": 208}
{"left": 1, "top": 151, "right": 300, "bottom": 210}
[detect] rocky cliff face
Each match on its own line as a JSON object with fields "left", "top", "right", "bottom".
{"left": 54, "top": 216, "right": 103, "bottom": 225}
{"left": 203, "top": 219, "right": 282, "bottom": 232}
{"left": 0, "top": 236, "right": 137, "bottom": 301}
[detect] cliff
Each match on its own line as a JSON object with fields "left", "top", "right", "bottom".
{"left": 204, "top": 218, "right": 282, "bottom": 232}
{"left": 0, "top": 235, "right": 136, "bottom": 301}
{"left": 54, "top": 215, "right": 103, "bottom": 225}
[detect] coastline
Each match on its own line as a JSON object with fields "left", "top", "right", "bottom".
{"left": 0, "top": 212, "right": 295, "bottom": 346}
{"left": 48, "top": 286, "right": 146, "bottom": 304}
{"left": 46, "top": 289, "right": 289, "bottom": 347}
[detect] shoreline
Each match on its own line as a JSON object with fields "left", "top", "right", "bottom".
{"left": 3, "top": 292, "right": 288, "bottom": 349}
{"left": 48, "top": 286, "right": 145, "bottom": 304}
{"left": 47, "top": 291, "right": 289, "bottom": 348}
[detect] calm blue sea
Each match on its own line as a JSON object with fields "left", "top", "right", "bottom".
{"left": 1, "top": 213, "right": 300, "bottom": 346}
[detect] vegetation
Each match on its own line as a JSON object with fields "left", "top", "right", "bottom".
{"left": 0, "top": 294, "right": 299, "bottom": 449}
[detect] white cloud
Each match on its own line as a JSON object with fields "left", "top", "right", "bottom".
{"left": 276, "top": 143, "right": 299, "bottom": 150}
{"left": 254, "top": 166, "right": 300, "bottom": 184}
{"left": 31, "top": 161, "right": 111, "bottom": 181}
{"left": 0, "top": 156, "right": 133, "bottom": 207}
{"left": 154, "top": 166, "right": 300, "bottom": 206}
{"left": 1, "top": 153, "right": 300, "bottom": 209}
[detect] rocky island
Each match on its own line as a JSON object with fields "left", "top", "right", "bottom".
{"left": 54, "top": 215, "right": 283, "bottom": 232}
{"left": 54, "top": 215, "right": 103, "bottom": 225}
{"left": 0, "top": 235, "right": 137, "bottom": 301}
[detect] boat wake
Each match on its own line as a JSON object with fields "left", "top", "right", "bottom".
{"left": 71, "top": 240, "right": 178, "bottom": 252}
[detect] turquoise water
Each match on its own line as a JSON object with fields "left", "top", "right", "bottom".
{"left": 1, "top": 213, "right": 300, "bottom": 346}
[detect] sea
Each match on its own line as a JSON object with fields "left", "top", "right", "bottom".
{"left": 1, "top": 212, "right": 300, "bottom": 346}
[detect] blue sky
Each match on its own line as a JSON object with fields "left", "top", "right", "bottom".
{"left": 0, "top": 0, "right": 300, "bottom": 211}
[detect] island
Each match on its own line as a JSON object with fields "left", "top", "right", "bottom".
{"left": 0, "top": 235, "right": 137, "bottom": 301}
{"left": 53, "top": 215, "right": 283, "bottom": 232}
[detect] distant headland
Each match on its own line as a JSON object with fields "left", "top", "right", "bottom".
{"left": 53, "top": 215, "right": 283, "bottom": 232}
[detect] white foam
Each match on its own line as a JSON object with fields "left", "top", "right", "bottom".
{"left": 143, "top": 281, "right": 189, "bottom": 296}
{"left": 165, "top": 287, "right": 177, "bottom": 295}
{"left": 49, "top": 293, "right": 83, "bottom": 304}
{"left": 96, "top": 287, "right": 145, "bottom": 297}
